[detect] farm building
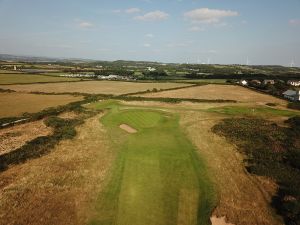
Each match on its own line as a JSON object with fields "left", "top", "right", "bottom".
{"left": 283, "top": 90, "right": 300, "bottom": 101}
{"left": 263, "top": 80, "right": 275, "bottom": 85}
{"left": 287, "top": 80, "right": 300, "bottom": 87}
{"left": 239, "top": 80, "right": 248, "bottom": 85}
{"left": 249, "top": 80, "right": 262, "bottom": 85}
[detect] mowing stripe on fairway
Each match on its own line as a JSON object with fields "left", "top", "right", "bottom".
{"left": 89, "top": 102, "right": 216, "bottom": 225}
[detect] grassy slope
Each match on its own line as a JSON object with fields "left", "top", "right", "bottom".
{"left": 88, "top": 101, "right": 215, "bottom": 225}
{"left": 0, "top": 73, "right": 81, "bottom": 84}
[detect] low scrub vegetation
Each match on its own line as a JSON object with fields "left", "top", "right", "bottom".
{"left": 288, "top": 102, "right": 300, "bottom": 110}
{"left": 0, "top": 116, "right": 83, "bottom": 171}
{"left": 212, "top": 117, "right": 300, "bottom": 225}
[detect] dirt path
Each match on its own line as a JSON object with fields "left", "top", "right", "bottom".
{"left": 180, "top": 111, "right": 284, "bottom": 225}
{"left": 0, "top": 114, "right": 114, "bottom": 225}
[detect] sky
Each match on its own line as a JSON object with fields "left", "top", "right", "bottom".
{"left": 0, "top": 0, "right": 300, "bottom": 65}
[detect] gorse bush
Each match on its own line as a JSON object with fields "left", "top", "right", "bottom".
{"left": 212, "top": 117, "right": 300, "bottom": 225}
{"left": 288, "top": 102, "right": 300, "bottom": 111}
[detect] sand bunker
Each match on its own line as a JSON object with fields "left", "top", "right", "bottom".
{"left": 211, "top": 216, "right": 235, "bottom": 225}
{"left": 119, "top": 124, "right": 137, "bottom": 133}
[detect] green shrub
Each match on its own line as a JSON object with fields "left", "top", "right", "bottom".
{"left": 266, "top": 103, "right": 277, "bottom": 106}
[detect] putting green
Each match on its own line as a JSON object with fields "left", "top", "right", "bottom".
{"left": 89, "top": 101, "right": 215, "bottom": 225}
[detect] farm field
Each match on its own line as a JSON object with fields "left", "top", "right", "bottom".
{"left": 0, "top": 81, "right": 192, "bottom": 95}
{"left": 0, "top": 70, "right": 22, "bottom": 74}
{"left": 137, "top": 84, "right": 286, "bottom": 105}
{"left": 0, "top": 92, "right": 83, "bottom": 118}
{"left": 0, "top": 73, "right": 81, "bottom": 84}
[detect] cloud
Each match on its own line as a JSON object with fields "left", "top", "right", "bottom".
{"left": 289, "top": 19, "right": 300, "bottom": 25}
{"left": 78, "top": 21, "right": 94, "bottom": 28}
{"left": 135, "top": 10, "right": 169, "bottom": 21}
{"left": 145, "top": 33, "right": 154, "bottom": 38}
{"left": 112, "top": 9, "right": 121, "bottom": 13}
{"left": 125, "top": 8, "right": 141, "bottom": 14}
{"left": 143, "top": 43, "right": 151, "bottom": 47}
{"left": 97, "top": 48, "right": 111, "bottom": 52}
{"left": 188, "top": 26, "right": 205, "bottom": 32}
{"left": 113, "top": 8, "right": 141, "bottom": 14}
{"left": 184, "top": 8, "right": 238, "bottom": 24}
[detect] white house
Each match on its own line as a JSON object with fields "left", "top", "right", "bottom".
{"left": 240, "top": 80, "right": 248, "bottom": 86}
{"left": 147, "top": 67, "right": 156, "bottom": 72}
{"left": 287, "top": 80, "right": 300, "bottom": 87}
{"left": 283, "top": 90, "right": 300, "bottom": 101}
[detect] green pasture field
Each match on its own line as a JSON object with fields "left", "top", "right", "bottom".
{"left": 0, "top": 73, "right": 81, "bottom": 84}
{"left": 87, "top": 101, "right": 216, "bottom": 225}
{"left": 207, "top": 105, "right": 300, "bottom": 117}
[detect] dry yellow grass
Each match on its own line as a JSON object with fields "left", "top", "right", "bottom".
{"left": 0, "top": 73, "right": 81, "bottom": 84}
{"left": 0, "top": 114, "right": 115, "bottom": 225}
{"left": 0, "top": 92, "right": 83, "bottom": 118}
{"left": 0, "top": 80, "right": 191, "bottom": 95}
{"left": 179, "top": 110, "right": 283, "bottom": 225}
{"left": 138, "top": 84, "right": 286, "bottom": 105}
{"left": 0, "top": 120, "right": 52, "bottom": 155}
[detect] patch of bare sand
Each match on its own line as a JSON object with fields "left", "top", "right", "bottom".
{"left": 211, "top": 216, "right": 235, "bottom": 225}
{"left": 119, "top": 124, "right": 137, "bottom": 133}
{"left": 180, "top": 111, "right": 284, "bottom": 225}
{"left": 0, "top": 114, "right": 115, "bottom": 225}
{"left": 0, "top": 120, "right": 52, "bottom": 155}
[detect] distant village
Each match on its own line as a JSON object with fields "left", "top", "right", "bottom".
{"left": 239, "top": 79, "right": 300, "bottom": 101}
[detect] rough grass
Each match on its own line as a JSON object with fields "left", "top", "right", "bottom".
{"left": 88, "top": 101, "right": 216, "bottom": 225}
{"left": 180, "top": 110, "right": 283, "bottom": 225}
{"left": 212, "top": 117, "right": 300, "bottom": 225}
{"left": 0, "top": 115, "right": 114, "bottom": 225}
{"left": 0, "top": 81, "right": 192, "bottom": 95}
{"left": 0, "top": 73, "right": 81, "bottom": 84}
